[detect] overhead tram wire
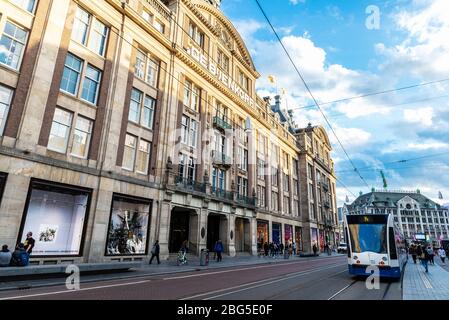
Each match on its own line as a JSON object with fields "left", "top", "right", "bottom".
{"left": 106, "top": 2, "right": 359, "bottom": 199}
{"left": 254, "top": 0, "right": 370, "bottom": 189}
{"left": 291, "top": 79, "right": 449, "bottom": 111}
{"left": 336, "top": 151, "right": 449, "bottom": 173}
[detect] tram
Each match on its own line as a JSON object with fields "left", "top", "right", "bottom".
{"left": 344, "top": 214, "right": 407, "bottom": 279}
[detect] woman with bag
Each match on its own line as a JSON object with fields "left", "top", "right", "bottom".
{"left": 149, "top": 240, "right": 160, "bottom": 265}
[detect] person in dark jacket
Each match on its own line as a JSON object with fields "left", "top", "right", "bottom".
{"left": 23, "top": 232, "right": 35, "bottom": 254}
{"left": 149, "top": 240, "right": 160, "bottom": 265}
{"left": 312, "top": 243, "right": 318, "bottom": 256}
{"left": 263, "top": 242, "right": 269, "bottom": 257}
{"left": 10, "top": 243, "right": 29, "bottom": 267}
{"left": 409, "top": 245, "right": 417, "bottom": 264}
{"left": 214, "top": 240, "right": 224, "bottom": 262}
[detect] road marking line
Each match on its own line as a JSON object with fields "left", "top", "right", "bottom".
{"left": 0, "top": 280, "right": 151, "bottom": 300}
{"left": 164, "top": 256, "right": 344, "bottom": 280}
{"left": 181, "top": 263, "right": 346, "bottom": 300}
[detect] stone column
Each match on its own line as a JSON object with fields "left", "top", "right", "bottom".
{"left": 159, "top": 199, "right": 172, "bottom": 259}
{"left": 250, "top": 217, "right": 258, "bottom": 255}
{"left": 226, "top": 214, "right": 235, "bottom": 257}
{"left": 198, "top": 208, "right": 208, "bottom": 252}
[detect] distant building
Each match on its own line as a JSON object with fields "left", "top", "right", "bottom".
{"left": 344, "top": 190, "right": 449, "bottom": 243}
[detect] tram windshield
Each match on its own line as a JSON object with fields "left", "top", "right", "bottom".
{"left": 348, "top": 224, "right": 387, "bottom": 254}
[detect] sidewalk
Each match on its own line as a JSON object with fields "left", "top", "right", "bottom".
{"left": 0, "top": 252, "right": 344, "bottom": 291}
{"left": 403, "top": 259, "right": 449, "bottom": 300}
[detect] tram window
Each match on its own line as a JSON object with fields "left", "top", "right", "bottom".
{"left": 348, "top": 224, "right": 387, "bottom": 254}
{"left": 389, "top": 227, "right": 398, "bottom": 259}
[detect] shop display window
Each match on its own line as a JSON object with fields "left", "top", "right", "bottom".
{"left": 106, "top": 194, "right": 151, "bottom": 256}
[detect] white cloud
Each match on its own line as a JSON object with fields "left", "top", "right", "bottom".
{"left": 289, "top": 0, "right": 305, "bottom": 5}
{"left": 376, "top": 0, "right": 449, "bottom": 79}
{"left": 403, "top": 107, "right": 434, "bottom": 126}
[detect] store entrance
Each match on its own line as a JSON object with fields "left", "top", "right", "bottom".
{"left": 235, "top": 218, "right": 251, "bottom": 253}
{"left": 207, "top": 213, "right": 227, "bottom": 252}
{"left": 169, "top": 208, "right": 194, "bottom": 253}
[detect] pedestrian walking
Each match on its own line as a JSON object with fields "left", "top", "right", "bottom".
{"left": 292, "top": 242, "right": 297, "bottom": 256}
{"left": 312, "top": 243, "right": 318, "bottom": 256}
{"left": 429, "top": 246, "right": 435, "bottom": 265}
{"left": 279, "top": 242, "right": 284, "bottom": 255}
{"left": 438, "top": 247, "right": 446, "bottom": 264}
{"left": 149, "top": 240, "right": 160, "bottom": 265}
{"left": 214, "top": 240, "right": 224, "bottom": 262}
{"left": 23, "top": 232, "right": 35, "bottom": 254}
{"left": 0, "top": 245, "right": 12, "bottom": 267}
{"left": 421, "top": 246, "right": 432, "bottom": 273}
{"left": 409, "top": 245, "right": 417, "bottom": 264}
{"left": 263, "top": 242, "right": 269, "bottom": 257}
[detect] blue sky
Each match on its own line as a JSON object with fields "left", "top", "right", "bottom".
{"left": 221, "top": 0, "right": 449, "bottom": 206}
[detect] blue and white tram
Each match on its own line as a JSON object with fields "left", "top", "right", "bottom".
{"left": 344, "top": 214, "right": 407, "bottom": 279}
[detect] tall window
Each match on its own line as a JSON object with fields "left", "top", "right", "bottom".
{"left": 10, "top": 0, "right": 36, "bottom": 13}
{"left": 237, "top": 146, "right": 248, "bottom": 171}
{"left": 217, "top": 49, "right": 229, "bottom": 73}
{"left": 71, "top": 6, "right": 109, "bottom": 57}
{"left": 61, "top": 53, "right": 83, "bottom": 95}
{"left": 129, "top": 89, "right": 142, "bottom": 123}
{"left": 212, "top": 167, "right": 226, "bottom": 191}
{"left": 0, "top": 85, "right": 13, "bottom": 135}
{"left": 178, "top": 154, "right": 197, "bottom": 181}
{"left": 154, "top": 19, "right": 165, "bottom": 34}
{"left": 142, "top": 10, "right": 153, "bottom": 23}
{"left": 188, "top": 22, "right": 205, "bottom": 48}
{"left": 271, "top": 167, "right": 278, "bottom": 186}
{"left": 134, "top": 49, "right": 159, "bottom": 88}
{"left": 237, "top": 177, "right": 248, "bottom": 197}
{"left": 283, "top": 174, "right": 290, "bottom": 192}
{"left": 81, "top": 64, "right": 101, "bottom": 104}
{"left": 0, "top": 21, "right": 28, "bottom": 70}
{"left": 272, "top": 191, "right": 279, "bottom": 211}
{"left": 238, "top": 69, "right": 250, "bottom": 92}
{"left": 257, "top": 186, "right": 266, "bottom": 207}
{"left": 284, "top": 196, "right": 290, "bottom": 215}
{"left": 71, "top": 116, "right": 93, "bottom": 158}
{"left": 293, "top": 179, "right": 298, "bottom": 196}
{"left": 48, "top": 108, "right": 73, "bottom": 153}
{"left": 183, "top": 80, "right": 200, "bottom": 112}
{"left": 128, "top": 88, "right": 156, "bottom": 129}
{"left": 257, "top": 158, "right": 265, "bottom": 180}
{"left": 142, "top": 96, "right": 155, "bottom": 129}
{"left": 123, "top": 134, "right": 137, "bottom": 171}
{"left": 60, "top": 53, "right": 102, "bottom": 105}
{"left": 136, "top": 139, "right": 151, "bottom": 174}
{"left": 180, "top": 116, "right": 198, "bottom": 148}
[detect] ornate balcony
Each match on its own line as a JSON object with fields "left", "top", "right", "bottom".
{"left": 236, "top": 194, "right": 256, "bottom": 206}
{"left": 211, "top": 186, "right": 234, "bottom": 201}
{"left": 174, "top": 176, "right": 206, "bottom": 193}
{"left": 213, "top": 116, "right": 232, "bottom": 130}
{"left": 212, "top": 150, "right": 232, "bottom": 166}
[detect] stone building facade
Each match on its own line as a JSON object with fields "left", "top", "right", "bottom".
{"left": 295, "top": 124, "right": 339, "bottom": 253}
{"left": 0, "top": 0, "right": 338, "bottom": 264}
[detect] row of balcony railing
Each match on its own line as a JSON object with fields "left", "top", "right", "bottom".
{"left": 174, "top": 176, "right": 256, "bottom": 206}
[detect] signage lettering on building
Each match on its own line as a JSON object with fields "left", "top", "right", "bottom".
{"left": 186, "top": 46, "right": 255, "bottom": 109}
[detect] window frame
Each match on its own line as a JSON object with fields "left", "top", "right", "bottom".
{"left": 0, "top": 20, "right": 29, "bottom": 71}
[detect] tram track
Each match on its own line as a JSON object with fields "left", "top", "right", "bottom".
{"left": 327, "top": 280, "right": 358, "bottom": 300}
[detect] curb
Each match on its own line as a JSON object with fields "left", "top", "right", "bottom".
{"left": 0, "top": 254, "right": 345, "bottom": 292}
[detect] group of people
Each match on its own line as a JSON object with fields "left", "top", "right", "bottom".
{"left": 409, "top": 243, "right": 447, "bottom": 273}
{"left": 259, "top": 241, "right": 297, "bottom": 258}
{"left": 0, "top": 232, "right": 35, "bottom": 267}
